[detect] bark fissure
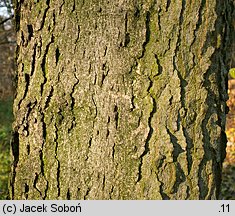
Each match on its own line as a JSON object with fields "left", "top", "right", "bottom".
{"left": 38, "top": 0, "right": 51, "bottom": 31}
{"left": 44, "top": 86, "right": 54, "bottom": 110}
{"left": 190, "top": 0, "right": 207, "bottom": 50}
{"left": 33, "top": 173, "right": 43, "bottom": 197}
{"left": 166, "top": 127, "right": 184, "bottom": 162}
{"left": 30, "top": 43, "right": 37, "bottom": 76}
{"left": 137, "top": 78, "right": 156, "bottom": 183}
{"left": 54, "top": 123, "right": 60, "bottom": 197}
{"left": 138, "top": 11, "right": 151, "bottom": 59}
{"left": 10, "top": 132, "right": 19, "bottom": 199}
{"left": 40, "top": 34, "right": 54, "bottom": 95}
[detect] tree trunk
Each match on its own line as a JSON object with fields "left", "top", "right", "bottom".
{"left": 10, "top": 0, "right": 233, "bottom": 200}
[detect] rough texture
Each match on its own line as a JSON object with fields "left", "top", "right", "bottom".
{"left": 10, "top": 0, "right": 233, "bottom": 199}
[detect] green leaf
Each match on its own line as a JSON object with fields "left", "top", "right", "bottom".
{"left": 229, "top": 68, "right": 235, "bottom": 78}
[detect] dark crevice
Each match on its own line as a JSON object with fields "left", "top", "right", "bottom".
{"left": 40, "top": 34, "right": 54, "bottom": 95}
{"left": 55, "top": 47, "right": 60, "bottom": 65}
{"left": 172, "top": 163, "right": 186, "bottom": 194}
{"left": 112, "top": 143, "right": 115, "bottom": 160}
{"left": 67, "top": 189, "right": 71, "bottom": 199}
{"left": 33, "top": 173, "right": 43, "bottom": 197}
{"left": 44, "top": 86, "right": 54, "bottom": 110}
{"left": 10, "top": 131, "right": 19, "bottom": 199}
{"left": 39, "top": 149, "right": 44, "bottom": 175}
{"left": 159, "top": 180, "right": 170, "bottom": 200}
{"left": 70, "top": 74, "right": 79, "bottom": 110}
{"left": 123, "top": 12, "right": 130, "bottom": 47}
{"left": 18, "top": 73, "right": 30, "bottom": 109}
{"left": 182, "top": 127, "right": 193, "bottom": 174}
{"left": 199, "top": 106, "right": 211, "bottom": 199}
{"left": 157, "top": 7, "right": 162, "bottom": 31}
{"left": 24, "top": 183, "right": 29, "bottom": 199}
{"left": 27, "top": 24, "right": 33, "bottom": 41}
{"left": 114, "top": 105, "right": 119, "bottom": 129}
{"left": 109, "top": 185, "right": 114, "bottom": 199}
{"left": 102, "top": 175, "right": 106, "bottom": 190}
{"left": 186, "top": 186, "right": 190, "bottom": 199}
{"left": 59, "top": 0, "right": 65, "bottom": 14}
{"left": 88, "top": 138, "right": 92, "bottom": 148}
{"left": 38, "top": 0, "right": 51, "bottom": 31}
{"left": 166, "top": 0, "right": 171, "bottom": 12}
{"left": 84, "top": 188, "right": 90, "bottom": 199}
{"left": 138, "top": 11, "right": 151, "bottom": 59}
{"left": 72, "top": 0, "right": 76, "bottom": 12}
{"left": 130, "top": 95, "right": 136, "bottom": 111}
{"left": 31, "top": 43, "right": 37, "bottom": 76}
{"left": 75, "top": 25, "right": 80, "bottom": 44}
{"left": 198, "top": 157, "right": 208, "bottom": 199}
{"left": 39, "top": 109, "right": 48, "bottom": 198}
{"left": 166, "top": 128, "right": 185, "bottom": 162}
{"left": 137, "top": 78, "right": 156, "bottom": 182}
{"left": 43, "top": 181, "right": 49, "bottom": 200}
{"left": 55, "top": 124, "right": 60, "bottom": 197}
{"left": 15, "top": 3, "right": 21, "bottom": 32}
{"left": 154, "top": 54, "right": 163, "bottom": 76}
{"left": 27, "top": 144, "right": 30, "bottom": 155}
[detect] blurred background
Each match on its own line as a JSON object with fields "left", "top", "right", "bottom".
{"left": 0, "top": 0, "right": 14, "bottom": 199}
{"left": 0, "top": 0, "right": 234, "bottom": 200}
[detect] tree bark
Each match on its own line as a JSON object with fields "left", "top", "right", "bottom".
{"left": 10, "top": 0, "right": 233, "bottom": 200}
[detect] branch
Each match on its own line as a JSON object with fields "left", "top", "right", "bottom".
{"left": 0, "top": 15, "right": 14, "bottom": 25}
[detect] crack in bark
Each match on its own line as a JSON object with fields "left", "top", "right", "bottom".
{"left": 67, "top": 188, "right": 71, "bottom": 200}
{"left": 30, "top": 43, "right": 37, "bottom": 76}
{"left": 156, "top": 171, "right": 170, "bottom": 200}
{"left": 70, "top": 74, "right": 79, "bottom": 110}
{"left": 55, "top": 47, "right": 60, "bottom": 65}
{"left": 38, "top": 0, "right": 51, "bottom": 31}
{"left": 54, "top": 123, "right": 61, "bottom": 197}
{"left": 154, "top": 54, "right": 163, "bottom": 76}
{"left": 166, "top": 0, "right": 171, "bottom": 12}
{"left": 39, "top": 139, "right": 45, "bottom": 175}
{"left": 33, "top": 172, "right": 43, "bottom": 197}
{"left": 24, "top": 183, "right": 29, "bottom": 199}
{"left": 59, "top": 0, "right": 65, "bottom": 15}
{"left": 68, "top": 116, "right": 76, "bottom": 133}
{"left": 27, "top": 24, "right": 34, "bottom": 41}
{"left": 172, "top": 163, "right": 186, "bottom": 194}
{"left": 75, "top": 25, "right": 80, "bottom": 45}
{"left": 190, "top": 0, "right": 206, "bottom": 50}
{"left": 109, "top": 185, "right": 114, "bottom": 199}
{"left": 43, "top": 181, "right": 49, "bottom": 200}
{"left": 157, "top": 6, "right": 162, "bottom": 31}
{"left": 114, "top": 105, "right": 119, "bottom": 129}
{"left": 138, "top": 11, "right": 151, "bottom": 59}
{"left": 166, "top": 127, "right": 185, "bottom": 162}
{"left": 136, "top": 78, "right": 156, "bottom": 182}
{"left": 40, "top": 34, "right": 54, "bottom": 95}
{"left": 182, "top": 127, "right": 193, "bottom": 174}
{"left": 84, "top": 188, "right": 90, "bottom": 199}
{"left": 39, "top": 109, "right": 49, "bottom": 199}
{"left": 10, "top": 131, "right": 19, "bottom": 199}
{"left": 44, "top": 86, "right": 54, "bottom": 110}
{"left": 18, "top": 73, "right": 30, "bottom": 109}
{"left": 112, "top": 143, "right": 116, "bottom": 160}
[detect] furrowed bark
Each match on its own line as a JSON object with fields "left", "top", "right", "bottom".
{"left": 10, "top": 0, "right": 233, "bottom": 199}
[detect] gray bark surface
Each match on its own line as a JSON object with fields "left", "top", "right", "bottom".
{"left": 10, "top": 0, "right": 233, "bottom": 199}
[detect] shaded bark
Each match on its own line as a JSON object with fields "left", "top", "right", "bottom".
{"left": 10, "top": 0, "right": 233, "bottom": 199}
